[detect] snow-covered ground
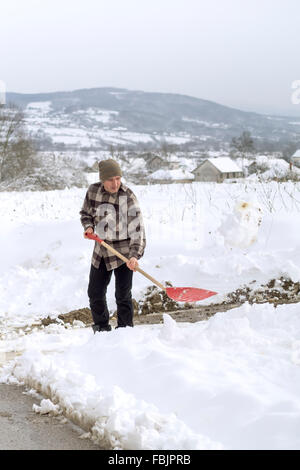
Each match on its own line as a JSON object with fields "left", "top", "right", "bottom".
{"left": 1, "top": 179, "right": 300, "bottom": 450}
{"left": 149, "top": 168, "right": 194, "bottom": 180}
{"left": 247, "top": 155, "right": 300, "bottom": 180}
{"left": 24, "top": 101, "right": 192, "bottom": 148}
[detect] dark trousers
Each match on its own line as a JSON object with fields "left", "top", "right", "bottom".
{"left": 88, "top": 258, "right": 134, "bottom": 328}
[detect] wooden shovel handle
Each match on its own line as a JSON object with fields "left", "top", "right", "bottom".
{"left": 101, "top": 241, "right": 166, "bottom": 291}
{"left": 88, "top": 233, "right": 166, "bottom": 291}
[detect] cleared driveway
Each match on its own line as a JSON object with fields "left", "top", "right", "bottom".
{"left": 0, "top": 383, "right": 101, "bottom": 450}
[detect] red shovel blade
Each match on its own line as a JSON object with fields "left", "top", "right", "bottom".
{"left": 166, "top": 287, "right": 217, "bottom": 302}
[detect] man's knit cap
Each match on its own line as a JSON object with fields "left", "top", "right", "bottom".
{"left": 99, "top": 159, "right": 122, "bottom": 182}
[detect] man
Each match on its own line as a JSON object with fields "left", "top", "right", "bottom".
{"left": 80, "top": 159, "right": 146, "bottom": 332}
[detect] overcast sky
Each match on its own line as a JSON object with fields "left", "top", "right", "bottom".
{"left": 1, "top": 0, "right": 300, "bottom": 116}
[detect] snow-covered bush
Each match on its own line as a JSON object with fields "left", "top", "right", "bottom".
{"left": 0, "top": 153, "right": 88, "bottom": 191}
{"left": 0, "top": 104, "right": 37, "bottom": 183}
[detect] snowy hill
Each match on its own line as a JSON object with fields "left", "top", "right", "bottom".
{"left": 6, "top": 87, "right": 300, "bottom": 151}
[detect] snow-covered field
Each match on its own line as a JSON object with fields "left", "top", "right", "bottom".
{"left": 25, "top": 101, "right": 192, "bottom": 148}
{"left": 1, "top": 178, "right": 300, "bottom": 450}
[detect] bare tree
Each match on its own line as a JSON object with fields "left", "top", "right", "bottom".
{"left": 230, "top": 131, "right": 255, "bottom": 156}
{"left": 230, "top": 130, "right": 256, "bottom": 171}
{"left": 0, "top": 103, "right": 36, "bottom": 182}
{"left": 160, "top": 139, "right": 178, "bottom": 158}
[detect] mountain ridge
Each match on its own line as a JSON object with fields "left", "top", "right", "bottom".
{"left": 5, "top": 87, "right": 300, "bottom": 150}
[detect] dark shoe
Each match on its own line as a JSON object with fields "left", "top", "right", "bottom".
{"left": 92, "top": 324, "right": 112, "bottom": 334}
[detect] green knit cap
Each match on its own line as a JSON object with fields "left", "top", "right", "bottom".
{"left": 99, "top": 159, "right": 122, "bottom": 182}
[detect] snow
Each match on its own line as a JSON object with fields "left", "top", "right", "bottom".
{"left": 218, "top": 200, "right": 262, "bottom": 249}
{"left": 182, "top": 117, "right": 229, "bottom": 129}
{"left": 26, "top": 101, "right": 52, "bottom": 113}
{"left": 33, "top": 398, "right": 61, "bottom": 416}
{"left": 23, "top": 103, "right": 192, "bottom": 148}
{"left": 78, "top": 108, "right": 119, "bottom": 124}
{"left": 1, "top": 179, "right": 300, "bottom": 450}
{"left": 159, "top": 135, "right": 191, "bottom": 145}
{"left": 207, "top": 157, "right": 243, "bottom": 173}
{"left": 124, "top": 157, "right": 147, "bottom": 173}
{"left": 149, "top": 168, "right": 194, "bottom": 180}
{"left": 248, "top": 156, "right": 300, "bottom": 180}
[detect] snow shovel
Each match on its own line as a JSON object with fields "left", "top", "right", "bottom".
{"left": 86, "top": 232, "right": 217, "bottom": 303}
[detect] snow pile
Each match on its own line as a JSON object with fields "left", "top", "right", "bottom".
{"left": 2, "top": 305, "right": 300, "bottom": 450}
{"left": 33, "top": 398, "right": 61, "bottom": 416}
{"left": 262, "top": 159, "right": 291, "bottom": 179}
{"left": 218, "top": 200, "right": 262, "bottom": 249}
{"left": 149, "top": 168, "right": 194, "bottom": 180}
{"left": 248, "top": 156, "right": 300, "bottom": 180}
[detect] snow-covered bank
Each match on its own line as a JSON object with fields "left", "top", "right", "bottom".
{"left": 1, "top": 180, "right": 300, "bottom": 449}
{"left": 1, "top": 303, "right": 300, "bottom": 450}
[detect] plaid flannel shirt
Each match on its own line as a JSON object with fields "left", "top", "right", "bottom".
{"left": 80, "top": 182, "right": 146, "bottom": 271}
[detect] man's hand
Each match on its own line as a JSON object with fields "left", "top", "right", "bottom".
{"left": 127, "top": 257, "right": 138, "bottom": 271}
{"left": 84, "top": 227, "right": 94, "bottom": 238}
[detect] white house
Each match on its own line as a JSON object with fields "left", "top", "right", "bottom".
{"left": 291, "top": 150, "right": 300, "bottom": 167}
{"left": 192, "top": 157, "right": 244, "bottom": 182}
{"left": 165, "top": 155, "right": 181, "bottom": 170}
